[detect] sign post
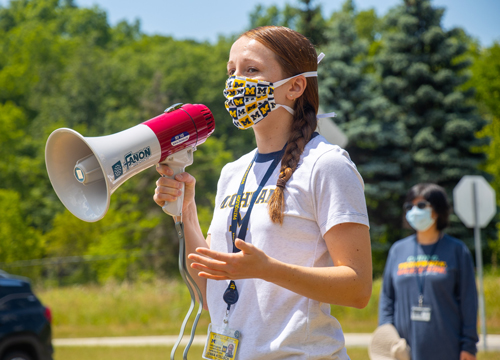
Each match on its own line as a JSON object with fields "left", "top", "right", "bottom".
{"left": 453, "top": 176, "right": 497, "bottom": 351}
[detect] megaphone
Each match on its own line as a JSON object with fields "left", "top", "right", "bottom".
{"left": 45, "top": 103, "right": 215, "bottom": 222}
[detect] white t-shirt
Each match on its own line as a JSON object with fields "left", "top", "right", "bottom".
{"left": 207, "top": 134, "right": 369, "bottom": 360}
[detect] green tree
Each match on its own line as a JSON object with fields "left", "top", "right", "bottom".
{"left": 468, "top": 43, "right": 500, "bottom": 266}
{"left": 0, "top": 189, "right": 43, "bottom": 265}
{"left": 318, "top": 0, "right": 392, "bottom": 273}
{"left": 471, "top": 44, "right": 500, "bottom": 204}
{"left": 294, "top": 0, "right": 327, "bottom": 46}
{"left": 354, "top": 8, "right": 380, "bottom": 43}
{"left": 0, "top": 2, "right": 65, "bottom": 230}
{"left": 0, "top": 0, "right": 237, "bottom": 282}
{"left": 248, "top": 4, "right": 298, "bottom": 30}
{"left": 248, "top": 0, "right": 327, "bottom": 46}
{"left": 362, "top": 0, "right": 488, "bottom": 249}
{"left": 319, "top": 0, "right": 372, "bottom": 126}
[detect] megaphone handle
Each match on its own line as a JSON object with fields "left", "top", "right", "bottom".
{"left": 160, "top": 147, "right": 195, "bottom": 217}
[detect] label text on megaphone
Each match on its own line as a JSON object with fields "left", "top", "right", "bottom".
{"left": 124, "top": 146, "right": 152, "bottom": 170}
{"left": 171, "top": 131, "right": 190, "bottom": 146}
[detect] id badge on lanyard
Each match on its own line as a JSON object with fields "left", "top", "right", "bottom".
{"left": 203, "top": 323, "right": 241, "bottom": 360}
{"left": 411, "top": 305, "right": 432, "bottom": 322}
{"left": 203, "top": 148, "right": 283, "bottom": 360}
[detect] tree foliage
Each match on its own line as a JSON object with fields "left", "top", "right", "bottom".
{"left": 248, "top": 0, "right": 327, "bottom": 46}
{"left": 319, "top": 0, "right": 373, "bottom": 127}
{"left": 355, "top": 0, "right": 488, "bottom": 249}
{"left": 468, "top": 42, "right": 500, "bottom": 266}
{"left": 0, "top": 0, "right": 235, "bottom": 281}
{"left": 318, "top": 0, "right": 392, "bottom": 274}
{"left": 0, "top": 0, "right": 497, "bottom": 282}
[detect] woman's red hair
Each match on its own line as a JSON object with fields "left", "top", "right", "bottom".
{"left": 239, "top": 26, "right": 319, "bottom": 224}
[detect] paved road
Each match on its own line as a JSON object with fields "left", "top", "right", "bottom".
{"left": 53, "top": 334, "right": 500, "bottom": 350}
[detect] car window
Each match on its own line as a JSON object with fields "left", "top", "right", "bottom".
{"left": 0, "top": 294, "right": 38, "bottom": 311}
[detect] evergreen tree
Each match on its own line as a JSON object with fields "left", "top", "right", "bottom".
{"left": 365, "top": 0, "right": 488, "bottom": 247}
{"left": 248, "top": 4, "right": 297, "bottom": 30}
{"left": 354, "top": 8, "right": 380, "bottom": 44}
{"left": 319, "top": 0, "right": 372, "bottom": 127}
{"left": 319, "top": 0, "right": 396, "bottom": 273}
{"left": 294, "top": 0, "right": 327, "bottom": 46}
{"left": 247, "top": 0, "right": 327, "bottom": 46}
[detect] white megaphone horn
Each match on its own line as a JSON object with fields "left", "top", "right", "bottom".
{"left": 45, "top": 103, "right": 215, "bottom": 222}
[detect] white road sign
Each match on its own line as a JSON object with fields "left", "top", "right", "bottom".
{"left": 453, "top": 175, "right": 496, "bottom": 228}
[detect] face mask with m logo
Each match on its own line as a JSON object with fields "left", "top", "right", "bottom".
{"left": 223, "top": 71, "right": 318, "bottom": 130}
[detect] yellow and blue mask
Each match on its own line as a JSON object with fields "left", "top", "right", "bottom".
{"left": 223, "top": 71, "right": 318, "bottom": 130}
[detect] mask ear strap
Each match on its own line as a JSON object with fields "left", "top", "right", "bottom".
{"left": 276, "top": 105, "right": 338, "bottom": 120}
{"left": 273, "top": 71, "right": 318, "bottom": 88}
{"left": 317, "top": 112, "right": 336, "bottom": 119}
{"left": 275, "top": 104, "right": 295, "bottom": 115}
{"left": 301, "top": 71, "right": 318, "bottom": 78}
{"left": 317, "top": 52, "right": 325, "bottom": 64}
{"left": 272, "top": 53, "right": 326, "bottom": 116}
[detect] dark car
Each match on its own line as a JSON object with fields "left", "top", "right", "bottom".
{"left": 0, "top": 271, "right": 53, "bottom": 360}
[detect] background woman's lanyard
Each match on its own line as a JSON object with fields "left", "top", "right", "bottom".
{"left": 223, "top": 148, "right": 284, "bottom": 313}
{"left": 414, "top": 234, "right": 441, "bottom": 306}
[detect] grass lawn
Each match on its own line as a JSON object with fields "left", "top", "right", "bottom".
{"left": 36, "top": 274, "right": 500, "bottom": 338}
{"left": 37, "top": 279, "right": 211, "bottom": 338}
{"left": 53, "top": 346, "right": 500, "bottom": 360}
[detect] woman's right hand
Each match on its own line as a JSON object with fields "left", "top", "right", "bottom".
{"left": 154, "top": 164, "right": 196, "bottom": 212}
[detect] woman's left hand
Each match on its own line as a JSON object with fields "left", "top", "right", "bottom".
{"left": 188, "top": 239, "right": 272, "bottom": 280}
{"left": 460, "top": 351, "right": 476, "bottom": 360}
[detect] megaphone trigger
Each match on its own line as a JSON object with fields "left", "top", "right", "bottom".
{"left": 160, "top": 146, "right": 194, "bottom": 218}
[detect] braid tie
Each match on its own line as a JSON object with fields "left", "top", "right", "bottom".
{"left": 276, "top": 168, "right": 293, "bottom": 188}
{"left": 276, "top": 179, "right": 286, "bottom": 189}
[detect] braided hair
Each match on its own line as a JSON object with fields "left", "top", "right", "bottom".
{"left": 240, "top": 26, "right": 319, "bottom": 224}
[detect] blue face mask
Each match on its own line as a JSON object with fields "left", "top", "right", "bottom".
{"left": 406, "top": 207, "right": 435, "bottom": 231}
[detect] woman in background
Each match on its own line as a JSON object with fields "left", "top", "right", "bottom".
{"left": 378, "top": 183, "right": 478, "bottom": 360}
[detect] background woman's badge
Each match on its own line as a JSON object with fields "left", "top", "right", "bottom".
{"left": 411, "top": 306, "right": 432, "bottom": 322}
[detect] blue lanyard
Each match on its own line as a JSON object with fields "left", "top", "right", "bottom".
{"left": 229, "top": 150, "right": 283, "bottom": 251}
{"left": 414, "top": 235, "right": 441, "bottom": 306}
{"left": 224, "top": 147, "right": 284, "bottom": 311}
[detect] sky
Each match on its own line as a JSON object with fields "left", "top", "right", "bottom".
{"left": 1, "top": 0, "right": 499, "bottom": 47}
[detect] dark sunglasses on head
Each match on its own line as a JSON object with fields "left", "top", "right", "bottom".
{"left": 403, "top": 201, "right": 431, "bottom": 212}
